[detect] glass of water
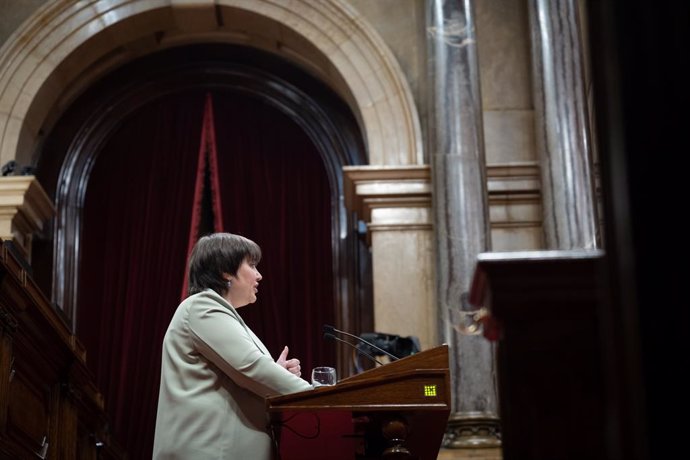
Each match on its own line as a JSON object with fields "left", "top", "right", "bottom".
{"left": 311, "top": 366, "right": 337, "bottom": 387}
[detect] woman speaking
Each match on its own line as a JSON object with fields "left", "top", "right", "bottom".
{"left": 153, "top": 233, "right": 312, "bottom": 459}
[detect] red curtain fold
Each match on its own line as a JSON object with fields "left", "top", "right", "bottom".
{"left": 76, "top": 90, "right": 336, "bottom": 459}
{"left": 181, "top": 93, "right": 224, "bottom": 299}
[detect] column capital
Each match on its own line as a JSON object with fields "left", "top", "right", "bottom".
{"left": 343, "top": 165, "right": 436, "bottom": 350}
{"left": 342, "top": 165, "right": 431, "bottom": 223}
{"left": 0, "top": 176, "right": 55, "bottom": 261}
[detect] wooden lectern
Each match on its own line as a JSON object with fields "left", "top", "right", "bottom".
{"left": 469, "top": 250, "right": 607, "bottom": 460}
{"left": 266, "top": 345, "right": 451, "bottom": 460}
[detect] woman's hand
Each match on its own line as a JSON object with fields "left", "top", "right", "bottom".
{"left": 276, "top": 346, "right": 302, "bottom": 377}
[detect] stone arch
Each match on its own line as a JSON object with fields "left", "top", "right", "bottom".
{"left": 0, "top": 0, "right": 422, "bottom": 168}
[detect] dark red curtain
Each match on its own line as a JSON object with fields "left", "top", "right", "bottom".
{"left": 78, "top": 92, "right": 203, "bottom": 458}
{"left": 77, "top": 90, "right": 335, "bottom": 458}
{"left": 212, "top": 92, "right": 336, "bottom": 378}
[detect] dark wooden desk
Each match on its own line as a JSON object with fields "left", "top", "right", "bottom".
{"left": 267, "top": 345, "right": 451, "bottom": 460}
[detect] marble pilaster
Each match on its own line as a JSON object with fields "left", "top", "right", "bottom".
{"left": 426, "top": 0, "right": 499, "bottom": 448}
{"left": 528, "top": 0, "right": 600, "bottom": 249}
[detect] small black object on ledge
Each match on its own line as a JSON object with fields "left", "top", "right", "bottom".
{"left": 1, "top": 160, "right": 35, "bottom": 176}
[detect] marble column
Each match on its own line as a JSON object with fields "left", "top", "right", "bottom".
{"left": 528, "top": 0, "right": 600, "bottom": 249}
{"left": 426, "top": 0, "right": 499, "bottom": 447}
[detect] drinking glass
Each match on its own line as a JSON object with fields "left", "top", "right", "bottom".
{"left": 311, "top": 366, "right": 337, "bottom": 387}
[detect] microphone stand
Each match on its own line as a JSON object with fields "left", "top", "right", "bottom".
{"left": 323, "top": 324, "right": 400, "bottom": 361}
{"left": 323, "top": 333, "right": 384, "bottom": 366}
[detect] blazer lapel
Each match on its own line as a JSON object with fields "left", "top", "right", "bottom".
{"left": 203, "top": 289, "right": 271, "bottom": 356}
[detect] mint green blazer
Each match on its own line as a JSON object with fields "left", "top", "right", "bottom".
{"left": 153, "top": 289, "right": 312, "bottom": 459}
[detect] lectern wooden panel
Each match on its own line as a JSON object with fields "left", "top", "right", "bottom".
{"left": 469, "top": 250, "right": 607, "bottom": 460}
{"left": 267, "top": 345, "right": 451, "bottom": 460}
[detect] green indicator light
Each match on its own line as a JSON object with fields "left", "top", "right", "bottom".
{"left": 424, "top": 385, "right": 437, "bottom": 397}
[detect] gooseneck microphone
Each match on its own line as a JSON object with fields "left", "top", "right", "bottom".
{"left": 323, "top": 332, "right": 384, "bottom": 366}
{"left": 322, "top": 324, "right": 400, "bottom": 361}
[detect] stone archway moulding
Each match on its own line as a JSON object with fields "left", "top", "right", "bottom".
{"left": 0, "top": 0, "right": 423, "bottom": 168}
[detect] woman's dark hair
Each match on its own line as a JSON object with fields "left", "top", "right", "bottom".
{"left": 187, "top": 233, "right": 261, "bottom": 296}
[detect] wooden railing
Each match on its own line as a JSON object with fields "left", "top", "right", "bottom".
{"left": 0, "top": 239, "right": 125, "bottom": 459}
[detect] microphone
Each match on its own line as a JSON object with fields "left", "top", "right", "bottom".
{"left": 323, "top": 324, "right": 400, "bottom": 361}
{"left": 324, "top": 332, "right": 384, "bottom": 366}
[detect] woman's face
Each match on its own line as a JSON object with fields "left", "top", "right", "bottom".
{"left": 226, "top": 258, "right": 262, "bottom": 308}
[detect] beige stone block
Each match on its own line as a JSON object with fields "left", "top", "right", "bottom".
{"left": 437, "top": 447, "right": 503, "bottom": 460}
{"left": 44, "top": 1, "right": 163, "bottom": 72}
{"left": 221, "top": 5, "right": 280, "bottom": 42}
{"left": 358, "top": 103, "right": 383, "bottom": 163}
{"left": 475, "top": 0, "right": 532, "bottom": 109}
{"left": 490, "top": 226, "right": 544, "bottom": 251}
{"left": 340, "top": 39, "right": 384, "bottom": 104}
{"left": 0, "top": 112, "right": 9, "bottom": 156}
{"left": 281, "top": 3, "right": 347, "bottom": 54}
{"left": 347, "top": 0, "right": 424, "bottom": 96}
{"left": 0, "top": 0, "right": 46, "bottom": 46}
{"left": 489, "top": 200, "right": 541, "bottom": 225}
{"left": 276, "top": 23, "right": 333, "bottom": 80}
{"left": 360, "top": 97, "right": 418, "bottom": 165}
{"left": 483, "top": 110, "right": 536, "bottom": 164}
{"left": 0, "top": 48, "right": 42, "bottom": 115}
{"left": 171, "top": 0, "right": 217, "bottom": 31}
{"left": 0, "top": 76, "right": 23, "bottom": 113}
{"left": 371, "top": 229, "right": 436, "bottom": 350}
{"left": 0, "top": 114, "right": 22, "bottom": 165}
